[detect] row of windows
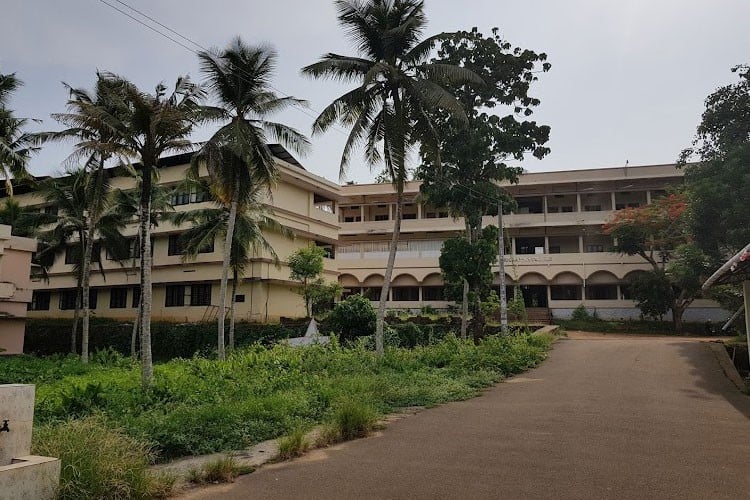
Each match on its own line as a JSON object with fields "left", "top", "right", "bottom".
{"left": 29, "top": 284, "right": 212, "bottom": 311}
{"left": 341, "top": 284, "right": 633, "bottom": 303}
{"left": 57, "top": 234, "right": 215, "bottom": 266}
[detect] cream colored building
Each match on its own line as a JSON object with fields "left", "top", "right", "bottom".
{"left": 17, "top": 147, "right": 340, "bottom": 323}
{"left": 12, "top": 150, "right": 725, "bottom": 324}
{"left": 337, "top": 163, "right": 725, "bottom": 321}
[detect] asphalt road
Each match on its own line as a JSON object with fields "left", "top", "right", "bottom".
{"left": 184, "top": 335, "right": 750, "bottom": 499}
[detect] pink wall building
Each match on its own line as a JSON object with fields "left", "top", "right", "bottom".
{"left": 0, "top": 225, "right": 36, "bottom": 355}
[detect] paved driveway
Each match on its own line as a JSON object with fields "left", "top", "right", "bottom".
{"left": 184, "top": 335, "right": 750, "bottom": 499}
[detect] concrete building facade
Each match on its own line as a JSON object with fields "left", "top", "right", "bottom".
{"left": 0, "top": 225, "right": 36, "bottom": 354}
{"left": 9, "top": 150, "right": 725, "bottom": 325}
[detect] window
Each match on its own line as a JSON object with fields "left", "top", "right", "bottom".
{"left": 549, "top": 246, "right": 561, "bottom": 254}
{"left": 550, "top": 285, "right": 581, "bottom": 301}
{"left": 190, "top": 284, "right": 212, "bottom": 306}
{"left": 132, "top": 286, "right": 141, "bottom": 308}
{"left": 362, "top": 287, "right": 382, "bottom": 300}
{"left": 168, "top": 235, "right": 184, "bottom": 256}
{"left": 59, "top": 290, "right": 78, "bottom": 310}
{"left": 43, "top": 205, "right": 58, "bottom": 216}
{"left": 422, "top": 286, "right": 444, "bottom": 301}
{"left": 584, "top": 205, "right": 602, "bottom": 212}
{"left": 65, "top": 246, "right": 79, "bottom": 265}
{"left": 374, "top": 214, "right": 388, "bottom": 221}
{"left": 65, "top": 243, "right": 100, "bottom": 264}
{"left": 344, "top": 216, "right": 362, "bottom": 222}
{"left": 585, "top": 244, "right": 604, "bottom": 253}
{"left": 561, "top": 206, "right": 574, "bottom": 213}
{"left": 547, "top": 206, "right": 559, "bottom": 214}
{"left": 107, "top": 239, "right": 140, "bottom": 260}
{"left": 110, "top": 288, "right": 128, "bottom": 309}
{"left": 585, "top": 285, "right": 618, "bottom": 300}
{"left": 169, "top": 234, "right": 213, "bottom": 255}
{"left": 29, "top": 291, "right": 51, "bottom": 311}
{"left": 88, "top": 289, "right": 98, "bottom": 310}
{"left": 392, "top": 287, "right": 419, "bottom": 301}
{"left": 402, "top": 213, "right": 417, "bottom": 220}
{"left": 165, "top": 285, "right": 185, "bottom": 307}
{"left": 171, "top": 191, "right": 191, "bottom": 206}
{"left": 235, "top": 294, "right": 246, "bottom": 303}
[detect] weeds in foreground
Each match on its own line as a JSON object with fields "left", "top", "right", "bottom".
{"left": 32, "top": 416, "right": 175, "bottom": 500}
{"left": 187, "top": 456, "right": 254, "bottom": 485}
{"left": 277, "top": 426, "right": 310, "bottom": 460}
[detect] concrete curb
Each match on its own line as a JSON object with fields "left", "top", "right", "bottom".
{"left": 707, "top": 342, "right": 746, "bottom": 390}
{"left": 533, "top": 325, "right": 560, "bottom": 337}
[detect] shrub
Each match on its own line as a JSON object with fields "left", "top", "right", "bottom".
{"left": 277, "top": 426, "right": 310, "bottom": 460}
{"left": 330, "top": 400, "right": 378, "bottom": 441}
{"left": 508, "top": 288, "right": 527, "bottom": 322}
{"left": 32, "top": 417, "right": 174, "bottom": 500}
{"left": 188, "top": 456, "right": 252, "bottom": 484}
{"left": 327, "top": 294, "right": 377, "bottom": 341}
{"left": 571, "top": 304, "right": 592, "bottom": 321}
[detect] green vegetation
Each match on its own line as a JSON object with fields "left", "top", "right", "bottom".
{"left": 327, "top": 294, "right": 377, "bottom": 341}
{"left": 556, "top": 316, "right": 721, "bottom": 336}
{"left": 5, "top": 333, "right": 552, "bottom": 463}
{"left": 276, "top": 426, "right": 311, "bottom": 460}
{"left": 32, "top": 416, "right": 175, "bottom": 500}
{"left": 187, "top": 456, "right": 253, "bottom": 485}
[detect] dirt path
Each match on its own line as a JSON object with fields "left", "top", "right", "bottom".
{"left": 182, "top": 336, "right": 750, "bottom": 499}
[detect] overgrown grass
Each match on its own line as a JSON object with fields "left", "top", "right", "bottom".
{"left": 32, "top": 417, "right": 175, "bottom": 500}
{"left": 277, "top": 426, "right": 310, "bottom": 460}
{"left": 187, "top": 456, "right": 253, "bottom": 485}
{"left": 7, "top": 333, "right": 552, "bottom": 463}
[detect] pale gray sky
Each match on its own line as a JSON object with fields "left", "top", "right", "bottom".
{"left": 2, "top": 0, "right": 749, "bottom": 183}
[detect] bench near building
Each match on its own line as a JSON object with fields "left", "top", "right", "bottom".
{"left": 9, "top": 150, "right": 726, "bottom": 326}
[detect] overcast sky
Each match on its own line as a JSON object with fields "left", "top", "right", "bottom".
{"left": 2, "top": 0, "right": 749, "bottom": 184}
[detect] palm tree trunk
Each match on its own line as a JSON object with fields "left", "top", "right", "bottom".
{"left": 218, "top": 195, "right": 238, "bottom": 360}
{"left": 229, "top": 270, "right": 238, "bottom": 351}
{"left": 375, "top": 187, "right": 403, "bottom": 355}
{"left": 81, "top": 156, "right": 108, "bottom": 363}
{"left": 460, "top": 219, "right": 472, "bottom": 339}
{"left": 130, "top": 305, "right": 140, "bottom": 358}
{"left": 80, "top": 224, "right": 95, "bottom": 363}
{"left": 70, "top": 278, "right": 81, "bottom": 354}
{"left": 139, "top": 169, "right": 154, "bottom": 388}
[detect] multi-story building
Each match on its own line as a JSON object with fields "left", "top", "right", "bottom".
{"left": 16, "top": 147, "right": 340, "bottom": 323}
{"left": 337, "top": 164, "right": 725, "bottom": 321}
{"left": 10, "top": 149, "right": 726, "bottom": 324}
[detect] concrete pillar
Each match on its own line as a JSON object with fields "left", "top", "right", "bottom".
{"left": 511, "top": 237, "right": 517, "bottom": 255}
{"left": 578, "top": 235, "right": 584, "bottom": 253}
{"left": 360, "top": 205, "right": 365, "bottom": 221}
{"left": 417, "top": 203, "right": 422, "bottom": 219}
{"left": 544, "top": 236, "right": 550, "bottom": 254}
{"left": 543, "top": 196, "right": 548, "bottom": 218}
{"left": 388, "top": 204, "right": 393, "bottom": 221}
{"left": 610, "top": 192, "right": 617, "bottom": 211}
{"left": 576, "top": 193, "right": 582, "bottom": 212}
{"left": 646, "top": 190, "right": 652, "bottom": 204}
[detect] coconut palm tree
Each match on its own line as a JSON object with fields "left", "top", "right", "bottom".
{"left": 302, "top": 0, "right": 480, "bottom": 353}
{"left": 0, "top": 73, "right": 39, "bottom": 196}
{"left": 172, "top": 179, "right": 290, "bottom": 350}
{"left": 104, "top": 75, "right": 203, "bottom": 386}
{"left": 33, "top": 168, "right": 129, "bottom": 356}
{"left": 196, "top": 37, "right": 309, "bottom": 359}
{"left": 40, "top": 74, "right": 133, "bottom": 362}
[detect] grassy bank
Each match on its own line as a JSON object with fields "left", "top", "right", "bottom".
{"left": 4, "top": 333, "right": 553, "bottom": 459}
{"left": 555, "top": 318, "right": 723, "bottom": 335}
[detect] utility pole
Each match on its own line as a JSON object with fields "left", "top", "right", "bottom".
{"left": 498, "top": 200, "right": 508, "bottom": 332}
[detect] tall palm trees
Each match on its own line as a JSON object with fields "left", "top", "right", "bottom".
{"left": 0, "top": 73, "right": 38, "bottom": 196}
{"left": 42, "top": 74, "right": 131, "bottom": 362}
{"left": 196, "top": 37, "right": 308, "bottom": 360}
{"left": 77, "top": 76, "right": 203, "bottom": 386}
{"left": 303, "top": 0, "right": 479, "bottom": 353}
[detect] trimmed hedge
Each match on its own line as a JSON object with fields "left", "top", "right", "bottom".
{"left": 25, "top": 318, "right": 300, "bottom": 360}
